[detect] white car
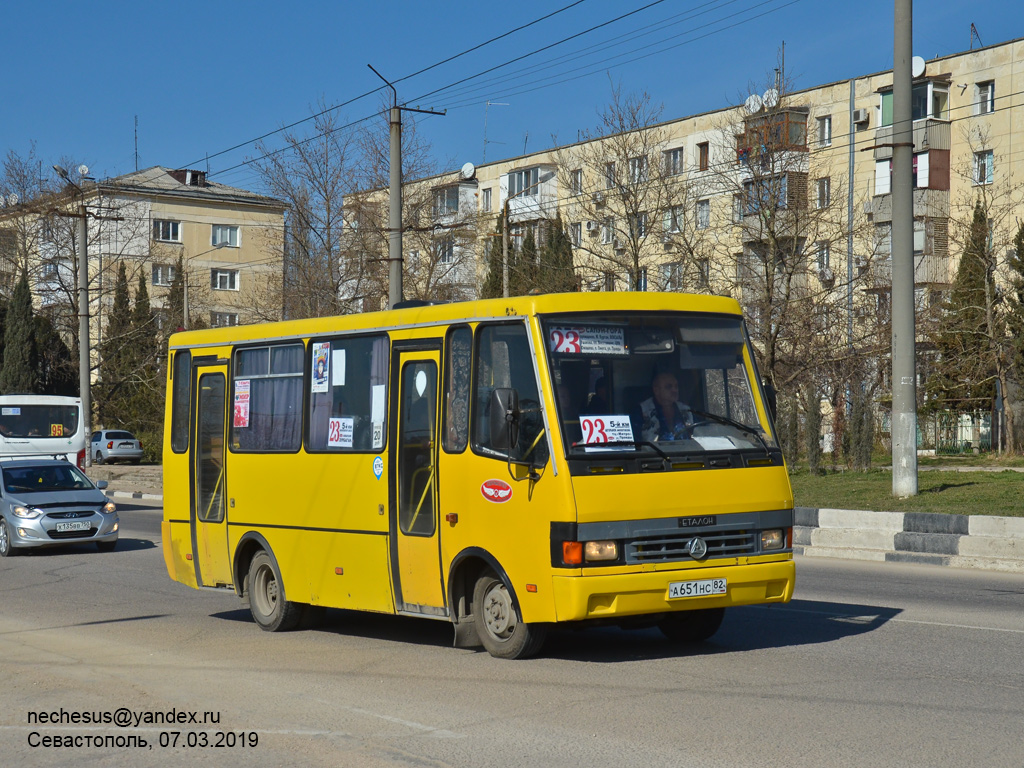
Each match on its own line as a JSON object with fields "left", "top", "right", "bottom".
{"left": 90, "top": 430, "right": 144, "bottom": 465}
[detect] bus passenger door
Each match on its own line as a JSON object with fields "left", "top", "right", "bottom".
{"left": 390, "top": 348, "right": 446, "bottom": 615}
{"left": 191, "top": 364, "right": 233, "bottom": 587}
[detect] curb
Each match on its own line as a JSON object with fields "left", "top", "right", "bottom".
{"left": 104, "top": 490, "right": 163, "bottom": 502}
{"left": 795, "top": 506, "right": 1024, "bottom": 573}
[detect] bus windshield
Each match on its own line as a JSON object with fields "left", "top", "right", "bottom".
{"left": 540, "top": 312, "right": 776, "bottom": 456}
{"left": 0, "top": 404, "right": 80, "bottom": 439}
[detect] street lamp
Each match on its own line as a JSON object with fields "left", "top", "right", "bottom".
{"left": 53, "top": 164, "right": 92, "bottom": 467}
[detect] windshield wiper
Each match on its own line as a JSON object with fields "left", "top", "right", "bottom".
{"left": 572, "top": 439, "right": 671, "bottom": 462}
{"left": 691, "top": 409, "right": 774, "bottom": 458}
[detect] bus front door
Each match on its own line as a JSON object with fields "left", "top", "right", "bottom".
{"left": 391, "top": 349, "right": 446, "bottom": 615}
{"left": 191, "top": 365, "right": 232, "bottom": 588}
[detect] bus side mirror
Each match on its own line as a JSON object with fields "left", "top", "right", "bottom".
{"left": 762, "top": 380, "right": 778, "bottom": 422}
{"left": 490, "top": 388, "right": 520, "bottom": 451}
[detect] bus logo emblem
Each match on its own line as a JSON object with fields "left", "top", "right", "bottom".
{"left": 688, "top": 537, "right": 708, "bottom": 559}
{"left": 372, "top": 456, "right": 384, "bottom": 479}
{"left": 481, "top": 479, "right": 512, "bottom": 503}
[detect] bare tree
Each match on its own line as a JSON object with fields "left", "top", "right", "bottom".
{"left": 556, "top": 84, "right": 713, "bottom": 292}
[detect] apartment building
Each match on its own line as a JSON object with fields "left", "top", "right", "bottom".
{"left": 0, "top": 166, "right": 286, "bottom": 361}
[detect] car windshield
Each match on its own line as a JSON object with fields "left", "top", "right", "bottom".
{"left": 3, "top": 464, "right": 95, "bottom": 494}
{"left": 540, "top": 311, "right": 777, "bottom": 456}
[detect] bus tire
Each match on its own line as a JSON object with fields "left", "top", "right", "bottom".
{"left": 658, "top": 607, "right": 725, "bottom": 643}
{"left": 247, "top": 550, "right": 303, "bottom": 632}
{"left": 0, "top": 519, "right": 18, "bottom": 557}
{"left": 472, "top": 570, "right": 547, "bottom": 659}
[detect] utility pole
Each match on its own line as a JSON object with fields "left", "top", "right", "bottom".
{"left": 891, "top": 0, "right": 918, "bottom": 497}
{"left": 368, "top": 65, "right": 444, "bottom": 309}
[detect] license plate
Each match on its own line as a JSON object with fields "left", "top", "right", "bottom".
{"left": 668, "top": 578, "right": 727, "bottom": 599}
{"left": 56, "top": 521, "right": 91, "bottom": 533}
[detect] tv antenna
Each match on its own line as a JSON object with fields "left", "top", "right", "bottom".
{"left": 483, "top": 101, "right": 508, "bottom": 163}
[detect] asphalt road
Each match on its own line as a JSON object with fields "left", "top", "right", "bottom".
{"left": 1, "top": 503, "right": 1022, "bottom": 768}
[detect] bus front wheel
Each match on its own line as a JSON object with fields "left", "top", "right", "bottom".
{"left": 658, "top": 607, "right": 725, "bottom": 643}
{"left": 472, "top": 571, "right": 547, "bottom": 659}
{"left": 247, "top": 551, "right": 303, "bottom": 632}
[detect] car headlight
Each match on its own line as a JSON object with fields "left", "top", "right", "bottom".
{"left": 103, "top": 502, "right": 117, "bottom": 514}
{"left": 13, "top": 506, "right": 41, "bottom": 519}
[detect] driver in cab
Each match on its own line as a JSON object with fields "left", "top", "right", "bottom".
{"left": 633, "top": 371, "right": 694, "bottom": 442}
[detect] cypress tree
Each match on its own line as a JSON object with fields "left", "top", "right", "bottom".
{"left": 165, "top": 255, "right": 185, "bottom": 336}
{"left": 0, "top": 272, "right": 38, "bottom": 393}
{"left": 480, "top": 220, "right": 504, "bottom": 300}
{"left": 511, "top": 228, "right": 539, "bottom": 297}
{"left": 97, "top": 262, "right": 132, "bottom": 426}
{"left": 539, "top": 217, "right": 577, "bottom": 293}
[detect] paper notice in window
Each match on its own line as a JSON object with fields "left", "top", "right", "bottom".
{"left": 328, "top": 417, "right": 354, "bottom": 448}
{"left": 233, "top": 380, "right": 250, "bottom": 428}
{"left": 693, "top": 436, "right": 735, "bottom": 451}
{"left": 332, "top": 350, "right": 346, "bottom": 386}
{"left": 371, "top": 385, "right": 386, "bottom": 423}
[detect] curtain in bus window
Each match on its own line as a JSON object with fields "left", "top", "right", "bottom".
{"left": 443, "top": 326, "right": 471, "bottom": 453}
{"left": 171, "top": 351, "right": 191, "bottom": 452}
{"left": 232, "top": 343, "right": 303, "bottom": 452}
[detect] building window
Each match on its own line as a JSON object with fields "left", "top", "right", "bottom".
{"left": 152, "top": 263, "right": 176, "bottom": 287}
{"left": 434, "top": 186, "right": 459, "bottom": 217}
{"left": 697, "top": 142, "right": 710, "bottom": 172}
{"left": 663, "top": 148, "right": 684, "bottom": 176}
{"left": 816, "top": 241, "right": 830, "bottom": 271}
{"left": 604, "top": 162, "right": 616, "bottom": 189}
{"left": 570, "top": 168, "right": 583, "bottom": 196}
{"left": 696, "top": 199, "right": 710, "bottom": 230}
{"left": 976, "top": 81, "right": 995, "bottom": 115}
{"left": 628, "top": 156, "right": 648, "bottom": 184}
{"left": 661, "top": 262, "right": 681, "bottom": 291}
{"left": 663, "top": 205, "right": 683, "bottom": 236}
{"left": 732, "top": 194, "right": 744, "bottom": 223}
{"left": 211, "top": 312, "right": 239, "bottom": 327}
{"left": 508, "top": 167, "right": 539, "bottom": 198}
{"left": 434, "top": 236, "right": 455, "bottom": 264}
{"left": 211, "top": 224, "right": 239, "bottom": 247}
{"left": 153, "top": 220, "right": 180, "bottom": 243}
{"left": 601, "top": 217, "right": 614, "bottom": 245}
{"left": 211, "top": 268, "right": 239, "bottom": 291}
{"left": 817, "top": 116, "right": 832, "bottom": 147}
{"left": 974, "top": 150, "right": 994, "bottom": 185}
{"left": 629, "top": 212, "right": 648, "bottom": 238}
{"left": 743, "top": 176, "right": 788, "bottom": 214}
{"left": 875, "top": 223, "right": 892, "bottom": 258}
{"left": 569, "top": 222, "right": 582, "bottom": 247}
{"left": 816, "top": 177, "right": 831, "bottom": 209}
{"left": 603, "top": 271, "right": 616, "bottom": 292}
{"left": 880, "top": 82, "right": 948, "bottom": 126}
{"left": 481, "top": 188, "right": 492, "bottom": 212}
{"left": 633, "top": 267, "right": 648, "bottom": 291}
{"left": 914, "top": 219, "right": 926, "bottom": 255}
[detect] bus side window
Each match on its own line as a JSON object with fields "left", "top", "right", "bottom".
{"left": 471, "top": 323, "right": 548, "bottom": 465}
{"left": 307, "top": 335, "right": 389, "bottom": 452}
{"left": 443, "top": 326, "right": 471, "bottom": 453}
{"left": 171, "top": 351, "right": 192, "bottom": 453}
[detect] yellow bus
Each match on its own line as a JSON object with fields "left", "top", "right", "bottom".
{"left": 162, "top": 292, "right": 794, "bottom": 659}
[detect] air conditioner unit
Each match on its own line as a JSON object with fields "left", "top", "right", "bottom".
{"left": 818, "top": 267, "right": 835, "bottom": 283}
{"left": 863, "top": 199, "right": 874, "bottom": 214}
{"left": 854, "top": 255, "right": 868, "bottom": 269}
{"left": 853, "top": 108, "right": 870, "bottom": 125}
{"left": 585, "top": 220, "right": 598, "bottom": 232}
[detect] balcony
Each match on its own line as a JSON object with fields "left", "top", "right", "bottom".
{"left": 873, "top": 118, "right": 950, "bottom": 160}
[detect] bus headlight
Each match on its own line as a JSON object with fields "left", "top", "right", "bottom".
{"left": 584, "top": 540, "right": 618, "bottom": 562}
{"left": 761, "top": 529, "right": 785, "bottom": 551}
{"left": 13, "top": 506, "right": 41, "bottom": 519}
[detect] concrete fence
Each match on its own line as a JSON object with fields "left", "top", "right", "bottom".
{"left": 795, "top": 507, "right": 1024, "bottom": 573}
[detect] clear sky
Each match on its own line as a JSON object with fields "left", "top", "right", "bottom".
{"left": 2, "top": 0, "right": 1019, "bottom": 193}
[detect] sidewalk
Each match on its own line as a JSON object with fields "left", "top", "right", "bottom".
{"left": 88, "top": 464, "right": 163, "bottom": 502}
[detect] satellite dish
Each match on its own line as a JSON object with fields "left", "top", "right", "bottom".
{"left": 744, "top": 94, "right": 763, "bottom": 114}
{"left": 911, "top": 56, "right": 926, "bottom": 78}
{"left": 77, "top": 164, "right": 90, "bottom": 177}
{"left": 763, "top": 88, "right": 779, "bottom": 108}
{"left": 460, "top": 162, "right": 476, "bottom": 180}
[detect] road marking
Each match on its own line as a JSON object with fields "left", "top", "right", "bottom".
{"left": 342, "top": 707, "right": 464, "bottom": 739}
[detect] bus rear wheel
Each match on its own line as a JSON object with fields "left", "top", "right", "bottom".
{"left": 658, "top": 607, "right": 725, "bottom": 643}
{"left": 247, "top": 550, "right": 303, "bottom": 632}
{"left": 473, "top": 571, "right": 547, "bottom": 659}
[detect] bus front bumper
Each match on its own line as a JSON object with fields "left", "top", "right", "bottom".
{"left": 550, "top": 559, "right": 795, "bottom": 622}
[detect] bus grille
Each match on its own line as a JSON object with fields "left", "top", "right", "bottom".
{"left": 626, "top": 530, "right": 756, "bottom": 563}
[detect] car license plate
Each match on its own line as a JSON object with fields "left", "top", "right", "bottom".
{"left": 56, "top": 521, "right": 91, "bottom": 533}
{"left": 668, "top": 578, "right": 727, "bottom": 599}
